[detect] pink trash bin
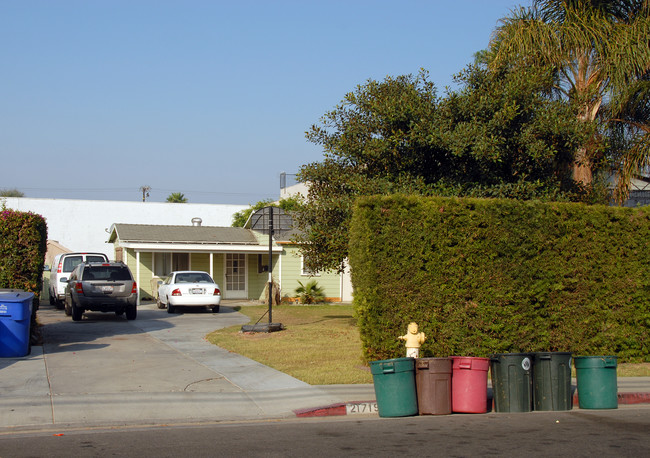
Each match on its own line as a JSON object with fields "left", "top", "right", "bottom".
{"left": 451, "top": 356, "right": 490, "bottom": 413}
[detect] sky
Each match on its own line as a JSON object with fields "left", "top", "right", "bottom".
{"left": 1, "top": 0, "right": 522, "bottom": 205}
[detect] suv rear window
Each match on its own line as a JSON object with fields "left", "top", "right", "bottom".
{"left": 83, "top": 266, "right": 132, "bottom": 281}
{"left": 86, "top": 255, "right": 108, "bottom": 263}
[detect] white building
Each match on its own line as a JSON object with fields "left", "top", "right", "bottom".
{"left": 2, "top": 197, "right": 248, "bottom": 261}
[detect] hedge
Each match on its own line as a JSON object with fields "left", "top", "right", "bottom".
{"left": 0, "top": 205, "right": 48, "bottom": 305}
{"left": 349, "top": 195, "right": 650, "bottom": 362}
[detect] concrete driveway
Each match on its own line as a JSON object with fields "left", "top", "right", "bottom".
{"left": 0, "top": 301, "right": 347, "bottom": 429}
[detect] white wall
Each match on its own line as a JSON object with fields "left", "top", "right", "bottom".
{"left": 2, "top": 198, "right": 248, "bottom": 260}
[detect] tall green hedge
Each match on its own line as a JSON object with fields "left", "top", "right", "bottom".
{"left": 0, "top": 206, "right": 48, "bottom": 297}
{"left": 349, "top": 195, "right": 650, "bottom": 362}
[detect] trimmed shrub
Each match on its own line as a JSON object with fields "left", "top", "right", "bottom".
{"left": 349, "top": 195, "right": 650, "bottom": 362}
{"left": 0, "top": 205, "right": 48, "bottom": 338}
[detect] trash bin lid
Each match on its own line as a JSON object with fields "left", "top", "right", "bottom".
{"left": 370, "top": 357, "right": 415, "bottom": 375}
{"left": 0, "top": 292, "right": 35, "bottom": 303}
{"left": 574, "top": 355, "right": 617, "bottom": 368}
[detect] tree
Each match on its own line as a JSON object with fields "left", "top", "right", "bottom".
{"left": 490, "top": 0, "right": 650, "bottom": 199}
{"left": 231, "top": 196, "right": 303, "bottom": 227}
{"left": 166, "top": 192, "right": 188, "bottom": 203}
{"left": 297, "top": 71, "right": 440, "bottom": 272}
{"left": 607, "top": 73, "right": 650, "bottom": 201}
{"left": 435, "top": 55, "right": 595, "bottom": 199}
{"left": 0, "top": 188, "right": 24, "bottom": 197}
{"left": 294, "top": 279, "right": 326, "bottom": 304}
{"left": 296, "top": 65, "right": 597, "bottom": 272}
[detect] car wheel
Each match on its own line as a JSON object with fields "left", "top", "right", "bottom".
{"left": 49, "top": 292, "right": 55, "bottom": 306}
{"left": 211, "top": 305, "right": 220, "bottom": 313}
{"left": 71, "top": 302, "right": 83, "bottom": 322}
{"left": 167, "top": 302, "right": 175, "bottom": 314}
{"left": 156, "top": 296, "right": 165, "bottom": 309}
{"left": 125, "top": 306, "right": 137, "bottom": 320}
{"left": 55, "top": 298, "right": 65, "bottom": 310}
{"left": 64, "top": 298, "right": 72, "bottom": 316}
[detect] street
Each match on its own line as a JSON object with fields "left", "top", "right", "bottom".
{"left": 1, "top": 406, "right": 649, "bottom": 457}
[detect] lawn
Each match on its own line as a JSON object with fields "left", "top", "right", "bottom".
{"left": 206, "top": 304, "right": 374, "bottom": 385}
{"left": 206, "top": 304, "right": 649, "bottom": 385}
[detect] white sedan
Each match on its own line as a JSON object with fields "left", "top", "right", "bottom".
{"left": 157, "top": 271, "right": 221, "bottom": 313}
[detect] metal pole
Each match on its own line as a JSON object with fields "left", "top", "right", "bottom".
{"left": 268, "top": 207, "right": 273, "bottom": 324}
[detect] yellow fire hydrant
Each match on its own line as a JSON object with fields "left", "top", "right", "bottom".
{"left": 398, "top": 322, "right": 426, "bottom": 358}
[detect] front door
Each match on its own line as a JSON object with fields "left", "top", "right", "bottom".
{"left": 224, "top": 253, "right": 247, "bottom": 299}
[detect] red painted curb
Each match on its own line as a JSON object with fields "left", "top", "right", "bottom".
{"left": 295, "top": 392, "right": 650, "bottom": 417}
{"left": 294, "top": 403, "right": 347, "bottom": 417}
{"left": 618, "top": 392, "right": 650, "bottom": 405}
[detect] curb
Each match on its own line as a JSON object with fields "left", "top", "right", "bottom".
{"left": 294, "top": 392, "right": 650, "bottom": 418}
{"left": 295, "top": 401, "right": 378, "bottom": 418}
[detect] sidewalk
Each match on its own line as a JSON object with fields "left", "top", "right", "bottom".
{"left": 0, "top": 301, "right": 649, "bottom": 431}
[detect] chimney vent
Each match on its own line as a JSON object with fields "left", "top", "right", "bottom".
{"left": 191, "top": 217, "right": 202, "bottom": 227}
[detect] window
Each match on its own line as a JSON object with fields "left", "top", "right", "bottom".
{"left": 257, "top": 254, "right": 269, "bottom": 273}
{"left": 301, "top": 255, "right": 320, "bottom": 276}
{"left": 154, "top": 253, "right": 190, "bottom": 276}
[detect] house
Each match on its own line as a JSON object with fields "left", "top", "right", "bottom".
{"left": 107, "top": 211, "right": 350, "bottom": 304}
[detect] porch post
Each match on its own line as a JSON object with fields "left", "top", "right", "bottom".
{"left": 136, "top": 250, "right": 141, "bottom": 306}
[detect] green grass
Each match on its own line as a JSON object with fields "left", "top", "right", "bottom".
{"left": 206, "top": 304, "right": 373, "bottom": 385}
{"left": 206, "top": 304, "right": 649, "bottom": 384}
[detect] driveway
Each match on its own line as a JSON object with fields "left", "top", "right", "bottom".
{"left": 0, "top": 301, "right": 345, "bottom": 429}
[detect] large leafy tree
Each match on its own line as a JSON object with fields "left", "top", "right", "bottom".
{"left": 297, "top": 72, "right": 440, "bottom": 272}
{"left": 297, "top": 65, "right": 593, "bottom": 272}
{"left": 490, "top": 0, "right": 650, "bottom": 200}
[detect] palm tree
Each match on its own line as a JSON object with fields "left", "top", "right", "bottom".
{"left": 166, "top": 192, "right": 188, "bottom": 203}
{"left": 490, "top": 0, "right": 650, "bottom": 199}
{"left": 294, "top": 280, "right": 326, "bottom": 304}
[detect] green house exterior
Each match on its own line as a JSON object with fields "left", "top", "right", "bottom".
{"left": 108, "top": 222, "right": 348, "bottom": 304}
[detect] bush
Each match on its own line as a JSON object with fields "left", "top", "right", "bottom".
{"left": 295, "top": 280, "right": 326, "bottom": 304}
{"left": 349, "top": 195, "right": 650, "bottom": 362}
{"left": 0, "top": 204, "right": 48, "bottom": 345}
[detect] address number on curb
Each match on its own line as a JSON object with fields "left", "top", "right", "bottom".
{"left": 346, "top": 402, "right": 379, "bottom": 415}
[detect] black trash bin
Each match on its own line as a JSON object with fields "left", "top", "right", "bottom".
{"left": 532, "top": 352, "right": 573, "bottom": 411}
{"left": 490, "top": 353, "right": 534, "bottom": 412}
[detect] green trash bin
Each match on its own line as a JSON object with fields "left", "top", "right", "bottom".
{"left": 574, "top": 356, "right": 618, "bottom": 409}
{"left": 490, "top": 353, "right": 533, "bottom": 413}
{"left": 532, "top": 352, "right": 573, "bottom": 411}
{"left": 370, "top": 357, "right": 418, "bottom": 417}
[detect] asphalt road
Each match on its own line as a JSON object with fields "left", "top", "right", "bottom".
{"left": 1, "top": 406, "right": 649, "bottom": 457}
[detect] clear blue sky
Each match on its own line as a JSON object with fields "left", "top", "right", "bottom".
{"left": 1, "top": 0, "right": 522, "bottom": 205}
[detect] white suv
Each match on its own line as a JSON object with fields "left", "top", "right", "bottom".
{"left": 49, "top": 252, "right": 109, "bottom": 309}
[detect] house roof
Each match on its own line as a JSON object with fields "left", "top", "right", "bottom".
{"left": 109, "top": 223, "right": 259, "bottom": 245}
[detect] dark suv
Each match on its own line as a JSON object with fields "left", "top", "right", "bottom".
{"left": 64, "top": 262, "right": 138, "bottom": 321}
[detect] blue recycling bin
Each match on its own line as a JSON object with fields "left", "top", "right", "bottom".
{"left": 0, "top": 292, "right": 34, "bottom": 357}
